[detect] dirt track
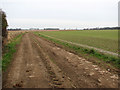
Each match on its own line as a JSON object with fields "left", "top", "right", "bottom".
{"left": 3, "top": 33, "right": 118, "bottom": 88}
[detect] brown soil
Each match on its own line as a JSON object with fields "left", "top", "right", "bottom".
{"left": 3, "top": 33, "right": 119, "bottom": 88}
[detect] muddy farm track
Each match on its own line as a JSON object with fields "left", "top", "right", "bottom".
{"left": 3, "top": 33, "right": 118, "bottom": 88}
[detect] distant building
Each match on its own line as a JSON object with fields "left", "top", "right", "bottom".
{"left": 44, "top": 28, "right": 59, "bottom": 30}
{"left": 29, "top": 28, "right": 39, "bottom": 30}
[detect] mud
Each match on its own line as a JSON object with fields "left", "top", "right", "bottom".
{"left": 3, "top": 33, "right": 118, "bottom": 88}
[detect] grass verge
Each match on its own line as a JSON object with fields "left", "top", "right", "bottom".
{"left": 34, "top": 32, "right": 120, "bottom": 69}
{"left": 2, "top": 33, "right": 24, "bottom": 71}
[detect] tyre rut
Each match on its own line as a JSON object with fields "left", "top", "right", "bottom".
{"left": 3, "top": 33, "right": 118, "bottom": 88}
{"left": 31, "top": 35, "right": 74, "bottom": 88}
{"left": 32, "top": 33, "right": 118, "bottom": 88}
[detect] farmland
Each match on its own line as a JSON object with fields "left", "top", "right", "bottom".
{"left": 37, "top": 30, "right": 118, "bottom": 53}
{"left": 2, "top": 30, "right": 119, "bottom": 88}
{"left": 7, "top": 31, "right": 26, "bottom": 43}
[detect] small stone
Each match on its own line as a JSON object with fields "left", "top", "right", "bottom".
{"left": 99, "top": 71, "right": 104, "bottom": 75}
{"left": 72, "top": 85, "right": 77, "bottom": 88}
{"left": 68, "top": 77, "right": 71, "bottom": 80}
{"left": 89, "top": 72, "right": 94, "bottom": 76}
{"left": 110, "top": 75, "right": 118, "bottom": 79}
{"left": 93, "top": 65, "right": 97, "bottom": 68}
{"left": 69, "top": 53, "right": 72, "bottom": 55}
{"left": 105, "top": 71, "right": 108, "bottom": 74}
{"left": 29, "top": 76, "right": 34, "bottom": 78}
{"left": 84, "top": 72, "right": 86, "bottom": 74}
{"left": 58, "top": 70, "right": 62, "bottom": 72}
{"left": 86, "top": 61, "right": 91, "bottom": 63}
{"left": 78, "top": 57, "right": 82, "bottom": 59}
{"left": 95, "top": 68, "right": 99, "bottom": 70}
{"left": 107, "top": 69, "right": 111, "bottom": 72}
{"left": 57, "top": 48, "right": 60, "bottom": 49}
{"left": 85, "top": 68, "right": 89, "bottom": 70}
{"left": 97, "top": 79, "right": 101, "bottom": 83}
{"left": 82, "top": 59, "right": 86, "bottom": 61}
{"left": 36, "top": 56, "right": 39, "bottom": 58}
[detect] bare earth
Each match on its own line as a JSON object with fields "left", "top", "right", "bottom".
{"left": 3, "top": 33, "right": 118, "bottom": 88}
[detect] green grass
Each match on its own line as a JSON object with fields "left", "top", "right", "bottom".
{"left": 34, "top": 32, "right": 120, "bottom": 69}
{"left": 37, "top": 30, "right": 118, "bottom": 53}
{"left": 2, "top": 33, "right": 24, "bottom": 71}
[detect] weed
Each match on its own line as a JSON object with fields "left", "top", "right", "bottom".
{"left": 2, "top": 33, "right": 24, "bottom": 71}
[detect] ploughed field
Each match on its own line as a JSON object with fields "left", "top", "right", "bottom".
{"left": 38, "top": 30, "right": 118, "bottom": 53}
{"left": 8, "top": 31, "right": 26, "bottom": 42}
{"left": 3, "top": 31, "right": 119, "bottom": 88}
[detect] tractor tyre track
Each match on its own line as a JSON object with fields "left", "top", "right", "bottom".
{"left": 3, "top": 33, "right": 118, "bottom": 88}
{"left": 32, "top": 33, "right": 118, "bottom": 88}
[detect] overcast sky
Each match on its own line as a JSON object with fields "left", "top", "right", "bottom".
{"left": 0, "top": 0, "right": 119, "bottom": 29}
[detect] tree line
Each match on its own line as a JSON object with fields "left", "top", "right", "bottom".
{"left": 83, "top": 27, "right": 120, "bottom": 30}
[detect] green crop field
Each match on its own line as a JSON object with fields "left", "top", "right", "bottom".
{"left": 37, "top": 30, "right": 118, "bottom": 53}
